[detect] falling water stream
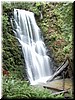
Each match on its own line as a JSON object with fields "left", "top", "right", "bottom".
{"left": 11, "top": 9, "right": 53, "bottom": 85}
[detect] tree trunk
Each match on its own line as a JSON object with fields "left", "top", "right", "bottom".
{"left": 47, "top": 58, "right": 69, "bottom": 82}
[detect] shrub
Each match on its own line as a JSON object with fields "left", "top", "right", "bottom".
{"left": 3, "top": 76, "right": 64, "bottom": 99}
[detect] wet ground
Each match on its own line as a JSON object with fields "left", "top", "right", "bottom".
{"left": 34, "top": 78, "right": 74, "bottom": 98}
{"left": 42, "top": 78, "right": 73, "bottom": 91}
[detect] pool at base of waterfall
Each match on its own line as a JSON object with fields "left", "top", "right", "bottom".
{"left": 30, "top": 76, "right": 52, "bottom": 85}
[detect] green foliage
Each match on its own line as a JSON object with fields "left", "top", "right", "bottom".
{"left": 2, "top": 14, "right": 9, "bottom": 33}
{"left": 2, "top": 2, "right": 42, "bottom": 16}
{"left": 53, "top": 3, "right": 73, "bottom": 33}
{"left": 3, "top": 76, "right": 64, "bottom": 99}
{"left": 52, "top": 3, "right": 73, "bottom": 63}
{"left": 37, "top": 2, "right": 73, "bottom": 64}
{"left": 3, "top": 32, "right": 25, "bottom": 71}
{"left": 2, "top": 2, "right": 31, "bottom": 79}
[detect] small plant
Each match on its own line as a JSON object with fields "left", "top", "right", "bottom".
{"left": 2, "top": 76, "right": 65, "bottom": 99}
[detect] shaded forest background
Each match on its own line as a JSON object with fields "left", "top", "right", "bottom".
{"left": 2, "top": 2, "right": 73, "bottom": 99}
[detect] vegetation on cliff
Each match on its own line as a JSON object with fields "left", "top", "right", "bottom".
{"left": 2, "top": 2, "right": 73, "bottom": 99}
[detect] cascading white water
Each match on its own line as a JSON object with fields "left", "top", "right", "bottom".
{"left": 11, "top": 9, "right": 53, "bottom": 85}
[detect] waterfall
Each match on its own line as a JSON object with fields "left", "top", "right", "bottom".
{"left": 11, "top": 9, "right": 53, "bottom": 85}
